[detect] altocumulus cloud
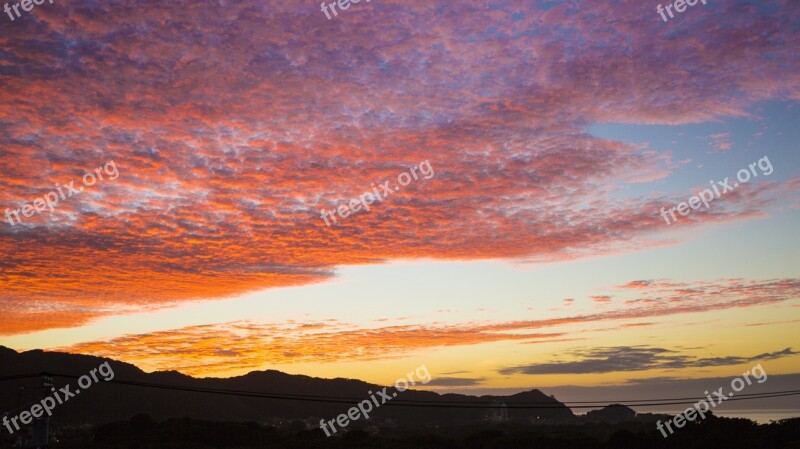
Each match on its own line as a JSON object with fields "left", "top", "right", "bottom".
{"left": 1, "top": 0, "right": 799, "bottom": 334}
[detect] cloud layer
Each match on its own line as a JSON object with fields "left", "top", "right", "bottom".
{"left": 57, "top": 278, "right": 800, "bottom": 375}
{"left": 1, "top": 0, "right": 799, "bottom": 334}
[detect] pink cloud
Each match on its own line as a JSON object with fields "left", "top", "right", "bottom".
{"left": 1, "top": 0, "right": 799, "bottom": 334}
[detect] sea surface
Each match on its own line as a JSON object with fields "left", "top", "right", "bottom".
{"left": 714, "top": 410, "right": 800, "bottom": 423}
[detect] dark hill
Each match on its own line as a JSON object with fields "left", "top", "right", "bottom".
{"left": 0, "top": 346, "right": 573, "bottom": 427}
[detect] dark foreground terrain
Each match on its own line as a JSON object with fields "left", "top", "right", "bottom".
{"left": 3, "top": 414, "right": 798, "bottom": 449}
{"left": 3, "top": 348, "right": 799, "bottom": 448}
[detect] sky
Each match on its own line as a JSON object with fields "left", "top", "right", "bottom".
{"left": 1, "top": 0, "right": 799, "bottom": 418}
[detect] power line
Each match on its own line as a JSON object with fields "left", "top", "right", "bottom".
{"left": 0, "top": 373, "right": 45, "bottom": 382}
{"left": 3, "top": 372, "right": 796, "bottom": 409}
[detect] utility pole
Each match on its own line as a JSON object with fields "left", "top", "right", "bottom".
{"left": 29, "top": 374, "right": 53, "bottom": 448}
{"left": 12, "top": 374, "right": 53, "bottom": 448}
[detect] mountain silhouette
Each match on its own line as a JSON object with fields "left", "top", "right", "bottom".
{"left": 0, "top": 347, "right": 574, "bottom": 427}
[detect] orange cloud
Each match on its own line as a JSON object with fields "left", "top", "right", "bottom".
{"left": 56, "top": 278, "right": 800, "bottom": 376}
{"left": 2, "top": 0, "right": 799, "bottom": 334}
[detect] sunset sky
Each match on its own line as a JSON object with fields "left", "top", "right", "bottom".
{"left": 1, "top": 0, "right": 799, "bottom": 416}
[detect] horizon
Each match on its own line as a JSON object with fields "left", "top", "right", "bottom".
{"left": 2, "top": 345, "right": 798, "bottom": 423}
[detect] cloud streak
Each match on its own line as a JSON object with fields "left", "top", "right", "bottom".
{"left": 55, "top": 278, "right": 800, "bottom": 375}
{"left": 498, "top": 346, "right": 798, "bottom": 375}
